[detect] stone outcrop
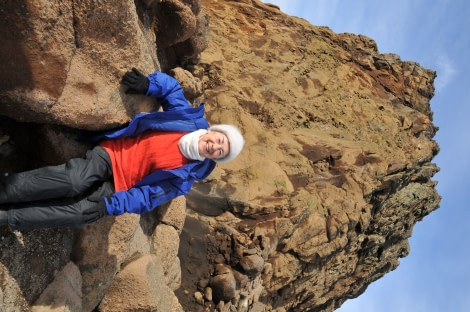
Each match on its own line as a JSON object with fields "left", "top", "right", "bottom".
{"left": 31, "top": 262, "right": 83, "bottom": 312}
{"left": 0, "top": 0, "right": 209, "bottom": 130}
{"left": 176, "top": 1, "right": 440, "bottom": 311}
{"left": 0, "top": 0, "right": 440, "bottom": 311}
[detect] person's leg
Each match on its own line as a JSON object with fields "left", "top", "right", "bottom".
{"left": 4, "top": 180, "right": 114, "bottom": 231}
{"left": 0, "top": 210, "right": 7, "bottom": 227}
{"left": 0, "top": 146, "right": 112, "bottom": 204}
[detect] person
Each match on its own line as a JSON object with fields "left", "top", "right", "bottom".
{"left": 0, "top": 68, "right": 244, "bottom": 231}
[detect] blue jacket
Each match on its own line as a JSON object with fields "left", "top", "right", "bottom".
{"left": 96, "top": 71, "right": 216, "bottom": 216}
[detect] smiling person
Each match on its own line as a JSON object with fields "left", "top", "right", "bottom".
{"left": 0, "top": 68, "right": 244, "bottom": 231}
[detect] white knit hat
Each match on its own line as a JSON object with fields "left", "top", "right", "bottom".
{"left": 209, "top": 124, "right": 245, "bottom": 163}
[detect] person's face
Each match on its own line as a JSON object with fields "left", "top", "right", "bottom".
{"left": 198, "top": 130, "right": 230, "bottom": 160}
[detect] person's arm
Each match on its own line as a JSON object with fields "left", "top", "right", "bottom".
{"left": 122, "top": 68, "right": 190, "bottom": 111}
{"left": 104, "top": 178, "right": 194, "bottom": 216}
{"left": 146, "top": 71, "right": 191, "bottom": 111}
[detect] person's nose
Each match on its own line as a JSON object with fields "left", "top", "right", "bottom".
{"left": 211, "top": 142, "right": 220, "bottom": 152}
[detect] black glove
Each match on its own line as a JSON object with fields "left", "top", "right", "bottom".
{"left": 83, "top": 199, "right": 108, "bottom": 224}
{"left": 121, "top": 68, "right": 150, "bottom": 94}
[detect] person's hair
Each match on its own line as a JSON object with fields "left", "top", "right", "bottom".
{"left": 209, "top": 124, "right": 245, "bottom": 163}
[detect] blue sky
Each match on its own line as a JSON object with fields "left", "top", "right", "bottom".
{"left": 263, "top": 1, "right": 470, "bottom": 311}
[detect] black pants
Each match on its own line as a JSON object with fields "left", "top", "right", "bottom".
{"left": 0, "top": 146, "right": 114, "bottom": 231}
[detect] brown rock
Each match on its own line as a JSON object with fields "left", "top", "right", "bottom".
{"left": 240, "top": 254, "right": 264, "bottom": 276}
{"left": 194, "top": 291, "right": 204, "bottom": 305}
{"left": 99, "top": 254, "right": 183, "bottom": 312}
{"left": 0, "top": 0, "right": 156, "bottom": 129}
{"left": 72, "top": 215, "right": 140, "bottom": 311}
{"left": 210, "top": 270, "right": 237, "bottom": 303}
{"left": 154, "top": 0, "right": 198, "bottom": 48}
{"left": 170, "top": 67, "right": 204, "bottom": 103}
{"left": 204, "top": 286, "right": 213, "bottom": 301}
{"left": 31, "top": 262, "right": 82, "bottom": 312}
{"left": 0, "top": 0, "right": 209, "bottom": 131}
{"left": 171, "top": 9, "right": 210, "bottom": 61}
{"left": 155, "top": 195, "right": 187, "bottom": 233}
{"left": 152, "top": 224, "right": 182, "bottom": 291}
{"left": 179, "top": 0, "right": 440, "bottom": 311}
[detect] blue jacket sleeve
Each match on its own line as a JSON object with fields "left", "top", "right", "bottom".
{"left": 146, "top": 71, "right": 191, "bottom": 111}
{"left": 105, "top": 178, "right": 194, "bottom": 216}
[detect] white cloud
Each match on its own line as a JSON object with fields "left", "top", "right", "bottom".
{"left": 434, "top": 54, "right": 457, "bottom": 92}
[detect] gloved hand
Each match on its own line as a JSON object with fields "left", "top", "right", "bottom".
{"left": 83, "top": 198, "right": 108, "bottom": 224}
{"left": 121, "top": 68, "right": 150, "bottom": 94}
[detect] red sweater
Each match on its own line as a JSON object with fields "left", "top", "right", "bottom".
{"left": 101, "top": 131, "right": 190, "bottom": 191}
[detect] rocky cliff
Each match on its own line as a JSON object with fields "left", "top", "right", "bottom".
{"left": 0, "top": 0, "right": 440, "bottom": 311}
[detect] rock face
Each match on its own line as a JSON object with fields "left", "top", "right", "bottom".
{"left": 0, "top": 0, "right": 209, "bottom": 130}
{"left": 0, "top": 0, "right": 440, "bottom": 312}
